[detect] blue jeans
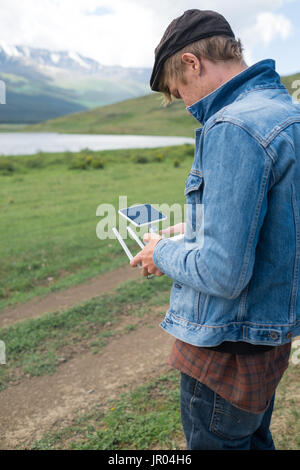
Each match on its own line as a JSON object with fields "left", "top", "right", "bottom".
{"left": 180, "top": 372, "right": 276, "bottom": 450}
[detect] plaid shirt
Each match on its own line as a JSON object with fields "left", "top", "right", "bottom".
{"left": 168, "top": 339, "right": 291, "bottom": 414}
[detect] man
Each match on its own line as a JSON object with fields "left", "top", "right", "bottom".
{"left": 130, "top": 9, "right": 300, "bottom": 450}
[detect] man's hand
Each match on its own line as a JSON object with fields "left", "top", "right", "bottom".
{"left": 130, "top": 232, "right": 164, "bottom": 277}
{"left": 160, "top": 222, "right": 186, "bottom": 236}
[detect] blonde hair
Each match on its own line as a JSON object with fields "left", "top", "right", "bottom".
{"left": 158, "top": 35, "right": 245, "bottom": 105}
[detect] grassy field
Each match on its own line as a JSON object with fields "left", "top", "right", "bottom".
{"left": 30, "top": 370, "right": 183, "bottom": 450}
{"left": 0, "top": 143, "right": 299, "bottom": 451}
{"left": 0, "top": 272, "right": 298, "bottom": 449}
{"left": 29, "top": 363, "right": 300, "bottom": 451}
{"left": 0, "top": 275, "right": 173, "bottom": 391}
{"left": 22, "top": 93, "right": 198, "bottom": 137}
{"left": 280, "top": 72, "right": 300, "bottom": 100}
{"left": 0, "top": 145, "right": 194, "bottom": 311}
{"left": 17, "top": 73, "right": 300, "bottom": 137}
{"left": 0, "top": 124, "right": 27, "bottom": 132}
{"left": 0, "top": 273, "right": 299, "bottom": 450}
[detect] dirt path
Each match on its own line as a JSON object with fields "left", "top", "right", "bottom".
{"left": 0, "top": 264, "right": 141, "bottom": 328}
{"left": 0, "top": 306, "right": 179, "bottom": 450}
{"left": 0, "top": 265, "right": 183, "bottom": 449}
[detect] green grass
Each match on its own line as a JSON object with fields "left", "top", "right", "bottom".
{"left": 0, "top": 124, "right": 27, "bottom": 132}
{"left": 22, "top": 93, "right": 198, "bottom": 137}
{"left": 0, "top": 252, "right": 298, "bottom": 450}
{"left": 0, "top": 275, "right": 172, "bottom": 390}
{"left": 270, "top": 341, "right": 300, "bottom": 450}
{"left": 30, "top": 370, "right": 182, "bottom": 451}
{"left": 28, "top": 354, "right": 300, "bottom": 450}
{"left": 18, "top": 73, "right": 300, "bottom": 137}
{"left": 280, "top": 72, "right": 300, "bottom": 99}
{"left": 0, "top": 145, "right": 193, "bottom": 310}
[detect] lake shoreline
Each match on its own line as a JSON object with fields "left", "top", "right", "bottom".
{"left": 0, "top": 132, "right": 194, "bottom": 157}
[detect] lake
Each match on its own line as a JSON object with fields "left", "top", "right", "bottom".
{"left": 0, "top": 133, "right": 195, "bottom": 156}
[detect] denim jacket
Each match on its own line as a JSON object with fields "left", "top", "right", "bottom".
{"left": 153, "top": 59, "right": 300, "bottom": 347}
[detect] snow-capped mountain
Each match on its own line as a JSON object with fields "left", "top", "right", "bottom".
{"left": 0, "top": 43, "right": 152, "bottom": 123}
{"left": 0, "top": 42, "right": 151, "bottom": 82}
{"left": 0, "top": 42, "right": 103, "bottom": 72}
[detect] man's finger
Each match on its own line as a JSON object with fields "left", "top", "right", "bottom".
{"left": 160, "top": 226, "right": 174, "bottom": 235}
{"left": 160, "top": 223, "right": 186, "bottom": 235}
{"left": 143, "top": 232, "right": 151, "bottom": 242}
{"left": 143, "top": 232, "right": 161, "bottom": 242}
{"left": 130, "top": 252, "right": 142, "bottom": 267}
{"left": 142, "top": 266, "right": 149, "bottom": 277}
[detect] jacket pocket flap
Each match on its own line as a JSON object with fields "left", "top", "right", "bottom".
{"left": 184, "top": 173, "right": 204, "bottom": 195}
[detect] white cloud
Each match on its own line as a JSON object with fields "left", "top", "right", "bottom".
{"left": 249, "top": 11, "right": 292, "bottom": 45}
{"left": 238, "top": 10, "right": 293, "bottom": 66}
{"left": 0, "top": 0, "right": 296, "bottom": 68}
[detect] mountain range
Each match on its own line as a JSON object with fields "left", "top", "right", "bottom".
{"left": 0, "top": 43, "right": 152, "bottom": 123}
{"left": 25, "top": 70, "right": 300, "bottom": 138}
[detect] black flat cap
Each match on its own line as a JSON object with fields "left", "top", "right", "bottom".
{"left": 150, "top": 9, "right": 235, "bottom": 91}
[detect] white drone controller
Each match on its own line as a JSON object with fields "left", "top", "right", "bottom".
{"left": 113, "top": 204, "right": 184, "bottom": 280}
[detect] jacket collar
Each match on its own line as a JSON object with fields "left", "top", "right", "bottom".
{"left": 186, "top": 59, "right": 285, "bottom": 125}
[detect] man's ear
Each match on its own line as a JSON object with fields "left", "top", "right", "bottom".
{"left": 181, "top": 53, "right": 201, "bottom": 72}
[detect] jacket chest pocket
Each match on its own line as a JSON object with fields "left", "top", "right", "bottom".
{"left": 184, "top": 171, "right": 204, "bottom": 245}
{"left": 184, "top": 171, "right": 204, "bottom": 202}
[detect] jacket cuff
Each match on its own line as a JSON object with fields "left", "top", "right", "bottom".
{"left": 152, "top": 237, "right": 170, "bottom": 271}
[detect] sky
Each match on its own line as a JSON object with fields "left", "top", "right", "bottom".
{"left": 0, "top": 0, "right": 299, "bottom": 76}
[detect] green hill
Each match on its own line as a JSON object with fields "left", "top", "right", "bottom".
{"left": 23, "top": 73, "right": 300, "bottom": 138}
{"left": 23, "top": 93, "right": 198, "bottom": 138}
{"left": 280, "top": 72, "right": 300, "bottom": 99}
{"left": 0, "top": 45, "right": 152, "bottom": 124}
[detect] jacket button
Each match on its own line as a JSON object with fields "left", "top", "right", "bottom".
{"left": 286, "top": 332, "right": 293, "bottom": 339}
{"left": 269, "top": 331, "right": 279, "bottom": 340}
